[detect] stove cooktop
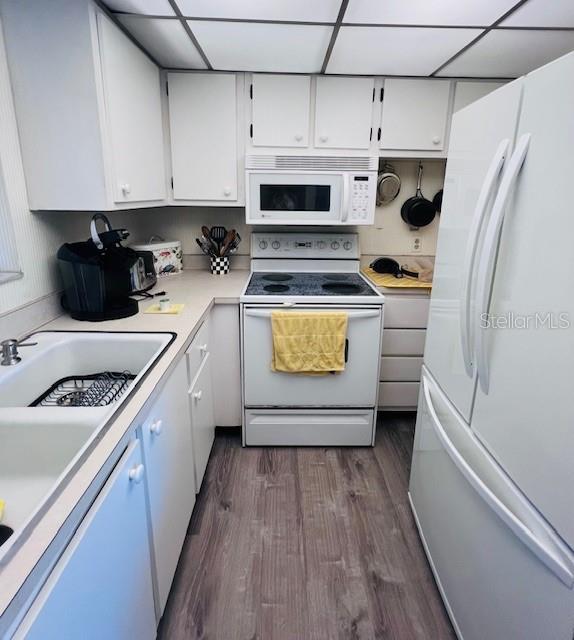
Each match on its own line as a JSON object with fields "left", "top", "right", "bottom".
{"left": 243, "top": 272, "right": 378, "bottom": 297}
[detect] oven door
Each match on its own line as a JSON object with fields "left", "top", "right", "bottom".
{"left": 242, "top": 305, "right": 382, "bottom": 407}
{"left": 246, "top": 172, "right": 343, "bottom": 225}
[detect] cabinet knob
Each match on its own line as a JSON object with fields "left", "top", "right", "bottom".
{"left": 121, "top": 183, "right": 131, "bottom": 195}
{"left": 150, "top": 419, "right": 163, "bottom": 435}
{"left": 199, "top": 344, "right": 208, "bottom": 355}
{"left": 432, "top": 136, "right": 441, "bottom": 145}
{"left": 128, "top": 463, "right": 145, "bottom": 484}
{"left": 319, "top": 135, "right": 328, "bottom": 143}
{"left": 294, "top": 134, "right": 303, "bottom": 142}
{"left": 223, "top": 187, "right": 231, "bottom": 197}
{"left": 192, "top": 390, "right": 203, "bottom": 402}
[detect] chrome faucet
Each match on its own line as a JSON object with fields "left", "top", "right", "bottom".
{"left": 1, "top": 337, "right": 38, "bottom": 366}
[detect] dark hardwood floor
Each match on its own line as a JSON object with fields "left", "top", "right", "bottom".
{"left": 158, "top": 413, "right": 455, "bottom": 640}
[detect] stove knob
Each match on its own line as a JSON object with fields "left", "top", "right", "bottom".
{"left": 317, "top": 240, "right": 326, "bottom": 249}
{"left": 271, "top": 240, "right": 281, "bottom": 250}
{"left": 343, "top": 240, "right": 353, "bottom": 251}
{"left": 259, "top": 240, "right": 268, "bottom": 250}
{"left": 331, "top": 241, "right": 340, "bottom": 250}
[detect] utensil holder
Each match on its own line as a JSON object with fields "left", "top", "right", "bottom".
{"left": 210, "top": 256, "right": 230, "bottom": 275}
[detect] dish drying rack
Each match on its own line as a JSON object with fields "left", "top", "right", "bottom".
{"left": 30, "top": 372, "right": 135, "bottom": 407}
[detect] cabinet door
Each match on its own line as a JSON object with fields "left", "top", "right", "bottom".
{"left": 169, "top": 73, "right": 238, "bottom": 201}
{"left": 141, "top": 358, "right": 195, "bottom": 615}
{"left": 251, "top": 74, "right": 310, "bottom": 147}
{"left": 189, "top": 354, "right": 215, "bottom": 492}
{"left": 315, "top": 77, "right": 374, "bottom": 149}
{"left": 380, "top": 79, "right": 451, "bottom": 151}
{"left": 15, "top": 441, "right": 156, "bottom": 640}
{"left": 97, "top": 13, "right": 166, "bottom": 203}
{"left": 453, "top": 81, "right": 505, "bottom": 113}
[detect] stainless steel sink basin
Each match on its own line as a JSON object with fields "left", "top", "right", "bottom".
{"left": 0, "top": 331, "right": 174, "bottom": 562}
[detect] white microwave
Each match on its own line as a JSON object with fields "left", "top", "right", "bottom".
{"left": 245, "top": 156, "right": 378, "bottom": 226}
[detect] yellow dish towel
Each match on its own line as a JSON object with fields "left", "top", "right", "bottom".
{"left": 271, "top": 311, "right": 348, "bottom": 375}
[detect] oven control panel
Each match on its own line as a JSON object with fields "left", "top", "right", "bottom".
{"left": 252, "top": 233, "right": 359, "bottom": 259}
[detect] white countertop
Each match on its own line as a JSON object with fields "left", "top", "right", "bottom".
{"left": 0, "top": 269, "right": 250, "bottom": 622}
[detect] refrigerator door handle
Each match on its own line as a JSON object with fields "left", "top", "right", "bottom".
{"left": 460, "top": 139, "right": 510, "bottom": 378}
{"left": 423, "top": 376, "right": 574, "bottom": 587}
{"left": 475, "top": 133, "right": 531, "bottom": 393}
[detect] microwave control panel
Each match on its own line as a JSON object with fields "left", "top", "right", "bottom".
{"left": 348, "top": 174, "right": 376, "bottom": 223}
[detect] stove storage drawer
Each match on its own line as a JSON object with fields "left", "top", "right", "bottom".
{"left": 245, "top": 409, "right": 375, "bottom": 446}
{"left": 242, "top": 305, "right": 382, "bottom": 407}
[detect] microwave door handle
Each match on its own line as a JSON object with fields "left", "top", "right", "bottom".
{"left": 341, "top": 175, "right": 350, "bottom": 222}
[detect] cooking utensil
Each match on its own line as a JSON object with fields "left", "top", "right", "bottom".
{"left": 400, "top": 163, "right": 437, "bottom": 229}
{"left": 210, "top": 226, "right": 227, "bottom": 253}
{"left": 219, "top": 229, "right": 237, "bottom": 256}
{"left": 227, "top": 231, "right": 241, "bottom": 254}
{"left": 201, "top": 226, "right": 219, "bottom": 255}
{"left": 196, "top": 237, "right": 216, "bottom": 257}
{"left": 370, "top": 257, "right": 419, "bottom": 279}
{"left": 376, "top": 163, "right": 401, "bottom": 206}
{"left": 433, "top": 189, "right": 443, "bottom": 213}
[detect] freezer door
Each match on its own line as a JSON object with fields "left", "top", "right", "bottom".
{"left": 470, "top": 51, "right": 574, "bottom": 549}
{"left": 423, "top": 80, "right": 523, "bottom": 422}
{"left": 242, "top": 306, "right": 382, "bottom": 407}
{"left": 410, "top": 369, "right": 574, "bottom": 640}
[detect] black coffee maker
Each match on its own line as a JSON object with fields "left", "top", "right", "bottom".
{"left": 57, "top": 214, "right": 156, "bottom": 321}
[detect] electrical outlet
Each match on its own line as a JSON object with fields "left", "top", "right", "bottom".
{"left": 412, "top": 236, "right": 422, "bottom": 253}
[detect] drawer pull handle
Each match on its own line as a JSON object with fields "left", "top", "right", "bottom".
{"left": 128, "top": 464, "right": 145, "bottom": 484}
{"left": 192, "top": 390, "right": 203, "bottom": 402}
{"left": 150, "top": 419, "right": 163, "bottom": 435}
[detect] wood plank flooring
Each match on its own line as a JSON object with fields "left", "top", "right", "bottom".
{"left": 158, "top": 413, "right": 455, "bottom": 640}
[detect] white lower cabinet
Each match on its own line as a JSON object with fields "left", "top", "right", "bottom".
{"left": 14, "top": 440, "right": 156, "bottom": 640}
{"left": 140, "top": 358, "right": 196, "bottom": 616}
{"left": 188, "top": 354, "right": 216, "bottom": 492}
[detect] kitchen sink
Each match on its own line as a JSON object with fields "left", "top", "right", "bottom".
{"left": 0, "top": 331, "right": 174, "bottom": 562}
{"left": 0, "top": 332, "right": 174, "bottom": 408}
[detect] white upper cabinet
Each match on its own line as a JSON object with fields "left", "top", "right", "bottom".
{"left": 314, "top": 76, "right": 375, "bottom": 149}
{"left": 168, "top": 72, "right": 238, "bottom": 202}
{"left": 379, "top": 79, "right": 452, "bottom": 151}
{"left": 251, "top": 74, "right": 310, "bottom": 147}
{"left": 0, "top": 0, "right": 166, "bottom": 210}
{"left": 453, "top": 81, "right": 506, "bottom": 113}
{"left": 97, "top": 13, "right": 166, "bottom": 204}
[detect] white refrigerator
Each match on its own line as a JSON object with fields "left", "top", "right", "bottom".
{"left": 409, "top": 51, "right": 574, "bottom": 640}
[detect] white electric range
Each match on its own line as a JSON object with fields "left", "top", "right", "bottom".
{"left": 240, "top": 233, "right": 384, "bottom": 446}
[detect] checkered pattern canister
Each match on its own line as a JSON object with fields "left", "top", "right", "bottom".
{"left": 210, "top": 256, "right": 230, "bottom": 275}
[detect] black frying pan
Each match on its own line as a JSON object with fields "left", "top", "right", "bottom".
{"left": 401, "top": 163, "right": 436, "bottom": 229}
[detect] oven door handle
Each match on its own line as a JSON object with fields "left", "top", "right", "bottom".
{"left": 243, "top": 309, "right": 381, "bottom": 319}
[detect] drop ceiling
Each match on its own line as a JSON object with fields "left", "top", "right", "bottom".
{"left": 104, "top": 0, "right": 574, "bottom": 78}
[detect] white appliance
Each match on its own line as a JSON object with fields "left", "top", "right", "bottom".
{"left": 240, "top": 232, "right": 384, "bottom": 446}
{"left": 410, "top": 52, "right": 574, "bottom": 639}
{"left": 245, "top": 156, "right": 377, "bottom": 225}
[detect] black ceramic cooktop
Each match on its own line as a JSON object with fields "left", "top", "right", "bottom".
{"left": 244, "top": 272, "right": 377, "bottom": 296}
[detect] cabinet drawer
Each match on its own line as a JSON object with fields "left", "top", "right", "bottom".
{"left": 381, "top": 329, "right": 426, "bottom": 356}
{"left": 378, "top": 382, "right": 420, "bottom": 409}
{"left": 186, "top": 318, "right": 210, "bottom": 383}
{"left": 381, "top": 357, "right": 423, "bottom": 382}
{"left": 383, "top": 297, "right": 430, "bottom": 329}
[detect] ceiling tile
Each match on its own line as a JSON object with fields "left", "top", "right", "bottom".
{"left": 344, "top": 0, "right": 517, "bottom": 26}
{"left": 327, "top": 27, "right": 481, "bottom": 75}
{"left": 438, "top": 29, "right": 574, "bottom": 77}
{"left": 117, "top": 16, "right": 207, "bottom": 68}
{"left": 103, "top": 0, "right": 174, "bottom": 16}
{"left": 189, "top": 22, "right": 332, "bottom": 72}
{"left": 176, "top": 0, "right": 340, "bottom": 22}
{"left": 501, "top": 0, "right": 574, "bottom": 27}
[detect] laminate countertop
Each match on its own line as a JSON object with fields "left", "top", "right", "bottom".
{"left": 0, "top": 269, "right": 250, "bottom": 627}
